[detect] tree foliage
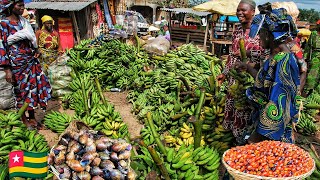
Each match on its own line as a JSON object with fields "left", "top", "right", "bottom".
{"left": 298, "top": 9, "right": 320, "bottom": 23}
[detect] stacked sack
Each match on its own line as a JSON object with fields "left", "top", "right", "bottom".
{"left": 47, "top": 54, "right": 73, "bottom": 98}
{"left": 0, "top": 70, "right": 15, "bottom": 109}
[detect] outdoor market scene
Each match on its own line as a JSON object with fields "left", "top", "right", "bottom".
{"left": 0, "top": 0, "right": 320, "bottom": 179}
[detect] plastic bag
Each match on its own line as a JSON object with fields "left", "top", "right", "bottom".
{"left": 47, "top": 54, "right": 73, "bottom": 98}
{"left": 0, "top": 97, "right": 15, "bottom": 110}
{"left": 0, "top": 71, "right": 15, "bottom": 109}
{"left": 143, "top": 36, "right": 170, "bottom": 56}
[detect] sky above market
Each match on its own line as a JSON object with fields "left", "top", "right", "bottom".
{"left": 255, "top": 0, "right": 320, "bottom": 10}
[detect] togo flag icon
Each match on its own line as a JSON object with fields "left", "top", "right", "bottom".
{"left": 9, "top": 151, "right": 48, "bottom": 178}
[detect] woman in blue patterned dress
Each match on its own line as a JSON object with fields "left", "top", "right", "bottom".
{"left": 236, "top": 6, "right": 301, "bottom": 143}
{"left": 0, "top": 0, "right": 51, "bottom": 128}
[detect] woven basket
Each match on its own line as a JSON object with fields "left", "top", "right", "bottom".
{"left": 222, "top": 149, "right": 315, "bottom": 180}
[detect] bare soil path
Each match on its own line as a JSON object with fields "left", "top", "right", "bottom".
{"left": 104, "top": 91, "right": 144, "bottom": 139}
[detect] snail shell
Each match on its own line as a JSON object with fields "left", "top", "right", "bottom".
{"left": 100, "top": 160, "right": 115, "bottom": 170}
{"left": 90, "top": 166, "right": 103, "bottom": 176}
{"left": 91, "top": 157, "right": 101, "bottom": 166}
{"left": 109, "top": 169, "right": 124, "bottom": 180}
{"left": 92, "top": 176, "right": 104, "bottom": 180}
{"left": 98, "top": 152, "right": 110, "bottom": 161}
{"left": 77, "top": 171, "right": 91, "bottom": 180}
{"left": 79, "top": 133, "right": 89, "bottom": 145}
{"left": 118, "top": 150, "right": 131, "bottom": 160}
{"left": 54, "top": 150, "right": 66, "bottom": 165}
{"left": 67, "top": 160, "right": 85, "bottom": 172}
{"left": 110, "top": 152, "right": 119, "bottom": 161}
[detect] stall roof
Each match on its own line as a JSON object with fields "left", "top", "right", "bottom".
{"left": 25, "top": 0, "right": 97, "bottom": 11}
{"left": 160, "top": 8, "right": 211, "bottom": 17}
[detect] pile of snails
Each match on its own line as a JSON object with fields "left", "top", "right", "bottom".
{"left": 48, "top": 128, "right": 135, "bottom": 180}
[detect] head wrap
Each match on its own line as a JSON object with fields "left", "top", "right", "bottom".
{"left": 239, "top": 0, "right": 256, "bottom": 9}
{"left": 249, "top": 3, "right": 298, "bottom": 42}
{"left": 0, "top": 0, "right": 22, "bottom": 13}
{"left": 41, "top": 15, "right": 54, "bottom": 24}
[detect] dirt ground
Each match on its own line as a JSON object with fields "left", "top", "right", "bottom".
{"left": 35, "top": 92, "right": 144, "bottom": 148}
{"left": 104, "top": 91, "right": 144, "bottom": 139}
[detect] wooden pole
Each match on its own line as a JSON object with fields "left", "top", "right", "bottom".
{"left": 203, "top": 15, "right": 209, "bottom": 52}
{"left": 70, "top": 11, "right": 81, "bottom": 44}
{"left": 186, "top": 33, "right": 190, "bottom": 43}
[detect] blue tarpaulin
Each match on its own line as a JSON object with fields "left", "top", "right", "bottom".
{"left": 219, "top": 15, "right": 239, "bottom": 22}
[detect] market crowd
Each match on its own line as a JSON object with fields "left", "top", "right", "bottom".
{"left": 0, "top": 0, "right": 63, "bottom": 129}
{"left": 0, "top": 0, "right": 319, "bottom": 145}
{"left": 217, "top": 0, "right": 320, "bottom": 145}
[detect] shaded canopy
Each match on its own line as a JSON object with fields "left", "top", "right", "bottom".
{"left": 193, "top": 0, "right": 259, "bottom": 16}
{"left": 192, "top": 0, "right": 241, "bottom": 16}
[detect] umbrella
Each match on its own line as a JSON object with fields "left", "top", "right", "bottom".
{"left": 193, "top": 0, "right": 241, "bottom": 16}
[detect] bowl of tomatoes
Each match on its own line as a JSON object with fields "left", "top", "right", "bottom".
{"left": 222, "top": 141, "right": 315, "bottom": 180}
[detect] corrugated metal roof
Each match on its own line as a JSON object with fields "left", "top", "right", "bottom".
{"left": 25, "top": 0, "right": 96, "bottom": 11}
{"left": 160, "top": 8, "right": 211, "bottom": 17}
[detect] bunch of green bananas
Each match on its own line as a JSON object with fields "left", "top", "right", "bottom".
{"left": 297, "top": 112, "right": 319, "bottom": 135}
{"left": 0, "top": 164, "right": 8, "bottom": 180}
{"left": 227, "top": 69, "right": 254, "bottom": 110}
{"left": 0, "top": 112, "right": 25, "bottom": 130}
{"left": 78, "top": 103, "right": 122, "bottom": 128}
{"left": 307, "top": 147, "right": 320, "bottom": 180}
{"left": 0, "top": 129, "right": 48, "bottom": 163}
{"left": 140, "top": 126, "right": 155, "bottom": 146}
{"left": 165, "top": 145, "right": 220, "bottom": 179}
{"left": 304, "top": 88, "right": 320, "bottom": 117}
{"left": 132, "top": 146, "right": 157, "bottom": 179}
{"left": 44, "top": 111, "right": 73, "bottom": 134}
{"left": 100, "top": 120, "right": 129, "bottom": 139}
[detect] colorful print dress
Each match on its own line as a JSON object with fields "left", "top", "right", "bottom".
{"left": 247, "top": 52, "right": 300, "bottom": 143}
{"left": 0, "top": 18, "right": 51, "bottom": 110}
{"left": 222, "top": 26, "right": 266, "bottom": 144}
{"left": 38, "top": 30, "right": 59, "bottom": 71}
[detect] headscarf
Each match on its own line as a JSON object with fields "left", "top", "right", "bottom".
{"left": 249, "top": 3, "right": 298, "bottom": 42}
{"left": 41, "top": 15, "right": 54, "bottom": 24}
{"left": 239, "top": 0, "right": 256, "bottom": 9}
{"left": 0, "top": 0, "right": 22, "bottom": 13}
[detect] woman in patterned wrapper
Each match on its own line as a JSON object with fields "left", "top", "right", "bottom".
{"left": 36, "top": 15, "right": 63, "bottom": 74}
{"left": 216, "top": 0, "right": 266, "bottom": 145}
{"left": 0, "top": 0, "right": 51, "bottom": 128}
{"left": 237, "top": 6, "right": 302, "bottom": 143}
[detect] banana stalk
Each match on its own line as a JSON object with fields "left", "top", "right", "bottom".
{"left": 171, "top": 111, "right": 189, "bottom": 120}
{"left": 239, "top": 38, "right": 247, "bottom": 63}
{"left": 177, "top": 76, "right": 191, "bottom": 92}
{"left": 309, "top": 148, "right": 320, "bottom": 170}
{"left": 135, "top": 34, "right": 140, "bottom": 53}
{"left": 147, "top": 146, "right": 170, "bottom": 180}
{"left": 191, "top": 88, "right": 206, "bottom": 149}
{"left": 81, "top": 78, "right": 90, "bottom": 116}
{"left": 304, "top": 103, "right": 320, "bottom": 109}
{"left": 17, "top": 102, "right": 30, "bottom": 119}
{"left": 95, "top": 77, "right": 107, "bottom": 106}
{"left": 146, "top": 112, "right": 167, "bottom": 156}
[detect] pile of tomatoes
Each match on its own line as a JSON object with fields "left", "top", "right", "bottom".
{"left": 224, "top": 141, "right": 314, "bottom": 177}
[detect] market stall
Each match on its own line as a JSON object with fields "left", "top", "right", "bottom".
{"left": 160, "top": 8, "right": 211, "bottom": 45}
{"left": 25, "top": 0, "right": 109, "bottom": 47}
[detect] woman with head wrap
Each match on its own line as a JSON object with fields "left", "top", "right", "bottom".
{"left": 0, "top": 0, "right": 51, "bottom": 128}
{"left": 303, "top": 20, "right": 320, "bottom": 95}
{"left": 240, "top": 6, "right": 302, "bottom": 143}
{"left": 36, "top": 15, "right": 63, "bottom": 73}
{"left": 216, "top": 0, "right": 266, "bottom": 145}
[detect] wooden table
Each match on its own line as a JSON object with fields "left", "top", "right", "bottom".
{"left": 210, "top": 39, "right": 232, "bottom": 58}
